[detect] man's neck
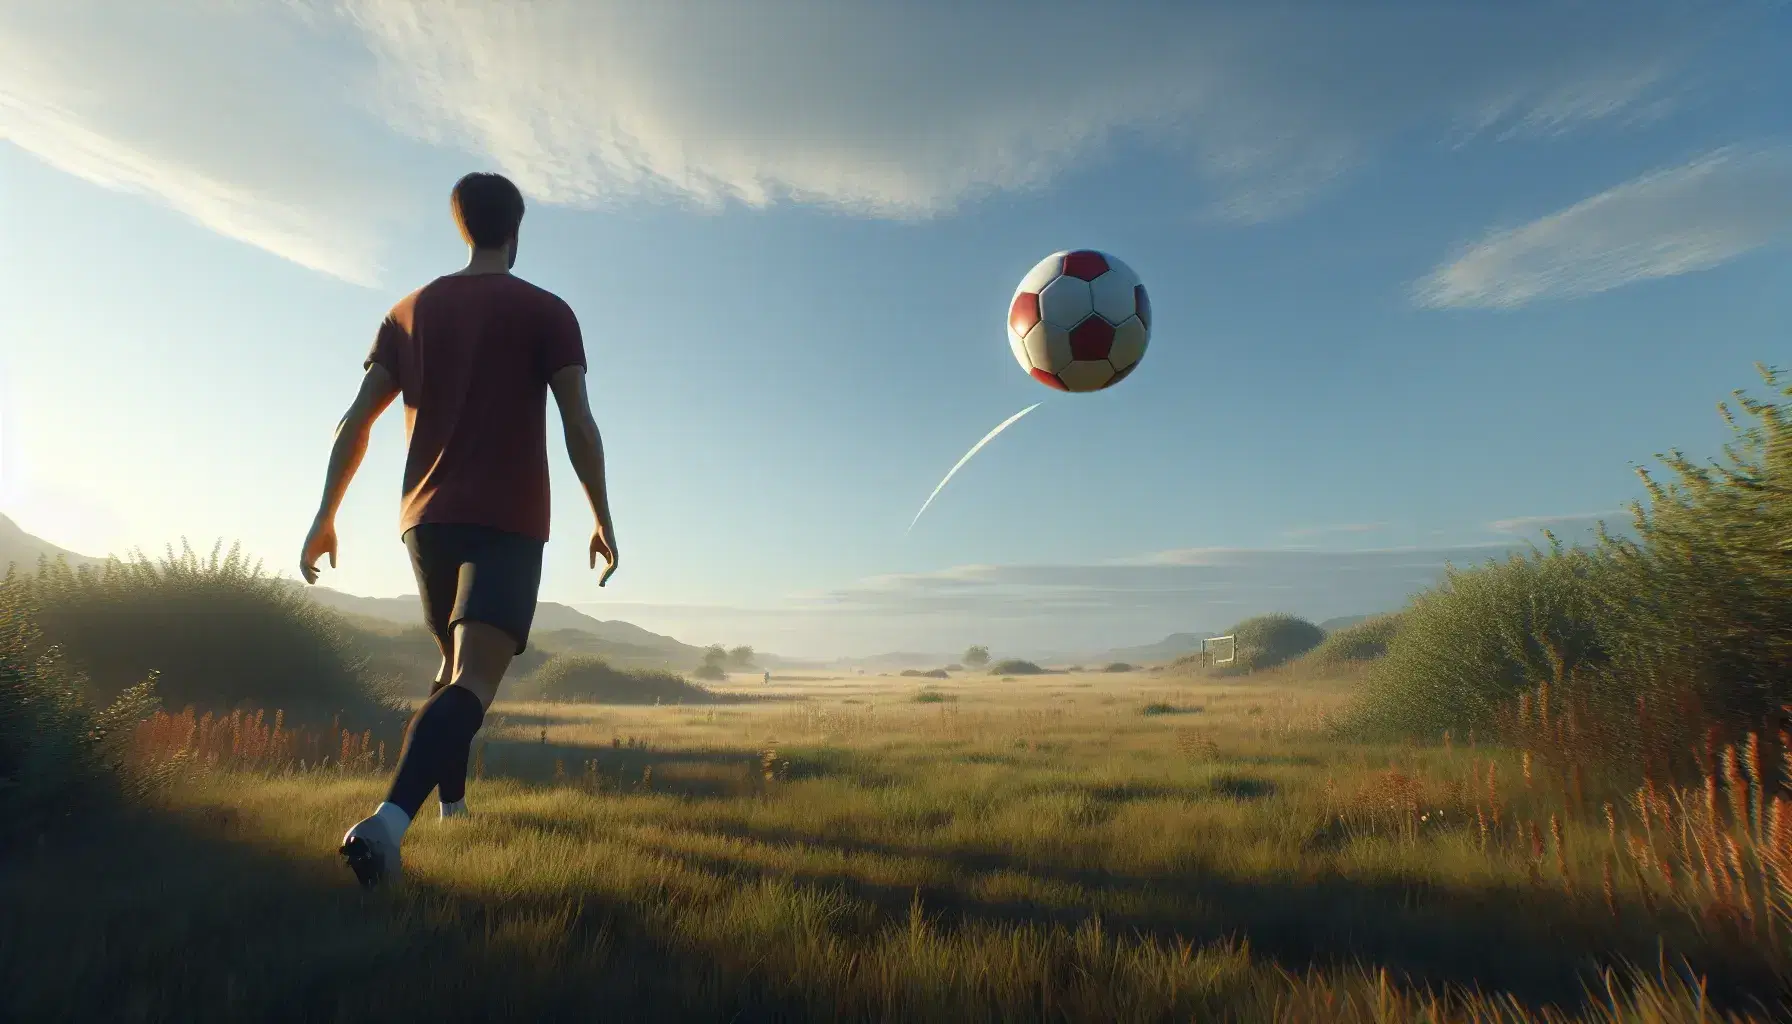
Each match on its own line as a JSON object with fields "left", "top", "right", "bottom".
{"left": 453, "top": 248, "right": 513, "bottom": 277}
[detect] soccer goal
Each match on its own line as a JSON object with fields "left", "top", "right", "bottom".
{"left": 1202, "top": 635, "right": 1236, "bottom": 666}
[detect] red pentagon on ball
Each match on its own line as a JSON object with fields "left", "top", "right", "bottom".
{"left": 1067, "top": 316, "right": 1114, "bottom": 361}
{"left": 1061, "top": 250, "right": 1109, "bottom": 281}
{"left": 1029, "top": 367, "right": 1068, "bottom": 391}
{"left": 1008, "top": 291, "right": 1041, "bottom": 337}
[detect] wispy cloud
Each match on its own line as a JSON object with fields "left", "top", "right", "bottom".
{"left": 1415, "top": 145, "right": 1792, "bottom": 309}
{"left": 1282, "top": 522, "right": 1390, "bottom": 540}
{"left": 1487, "top": 511, "right": 1630, "bottom": 542}
{"left": 580, "top": 540, "right": 1536, "bottom": 658}
{"left": 3, "top": 1, "right": 1730, "bottom": 280}
{"left": 0, "top": 3, "right": 414, "bottom": 284}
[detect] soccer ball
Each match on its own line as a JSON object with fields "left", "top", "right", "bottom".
{"left": 1006, "top": 250, "right": 1151, "bottom": 393}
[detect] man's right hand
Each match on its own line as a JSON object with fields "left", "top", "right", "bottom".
{"left": 590, "top": 526, "right": 618, "bottom": 587}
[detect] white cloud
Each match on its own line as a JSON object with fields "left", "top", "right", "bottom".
{"left": 0, "top": 2, "right": 412, "bottom": 284}
{"left": 1282, "top": 521, "right": 1389, "bottom": 539}
{"left": 2, "top": 1, "right": 1731, "bottom": 280}
{"left": 578, "top": 540, "right": 1540, "bottom": 659}
{"left": 1416, "top": 145, "right": 1792, "bottom": 309}
{"left": 1487, "top": 511, "right": 1631, "bottom": 545}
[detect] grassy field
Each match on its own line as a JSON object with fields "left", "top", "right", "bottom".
{"left": 3, "top": 664, "right": 1783, "bottom": 1023}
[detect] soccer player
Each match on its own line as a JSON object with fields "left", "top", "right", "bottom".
{"left": 299, "top": 172, "right": 618, "bottom": 889}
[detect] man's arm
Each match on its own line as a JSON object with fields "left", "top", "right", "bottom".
{"left": 301, "top": 364, "right": 399, "bottom": 583}
{"left": 549, "top": 365, "right": 618, "bottom": 585}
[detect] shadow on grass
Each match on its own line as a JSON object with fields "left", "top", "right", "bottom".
{"left": 0, "top": 806, "right": 824, "bottom": 1024}
{"left": 639, "top": 818, "right": 1784, "bottom": 1015}
{"left": 471, "top": 735, "right": 891, "bottom": 796}
{"left": 6, "top": 795, "right": 1786, "bottom": 1022}
{"left": 473, "top": 737, "right": 770, "bottom": 798}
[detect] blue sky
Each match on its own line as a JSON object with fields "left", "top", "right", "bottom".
{"left": 1, "top": 2, "right": 1788, "bottom": 658}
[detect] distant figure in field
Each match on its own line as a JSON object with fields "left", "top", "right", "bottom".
{"left": 299, "top": 172, "right": 619, "bottom": 889}
{"left": 763, "top": 670, "right": 771, "bottom": 684}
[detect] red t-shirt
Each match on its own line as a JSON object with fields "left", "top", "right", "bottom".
{"left": 365, "top": 274, "right": 586, "bottom": 543}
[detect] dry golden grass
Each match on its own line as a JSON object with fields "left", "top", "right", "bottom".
{"left": 5, "top": 666, "right": 1785, "bottom": 1022}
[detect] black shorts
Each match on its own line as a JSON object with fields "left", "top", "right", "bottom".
{"left": 404, "top": 523, "right": 546, "bottom": 656}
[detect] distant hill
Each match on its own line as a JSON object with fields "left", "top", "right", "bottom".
{"left": 1102, "top": 631, "right": 1211, "bottom": 664}
{"left": 0, "top": 514, "right": 100, "bottom": 573}
{"left": 292, "top": 584, "right": 816, "bottom": 671}
{"left": 295, "top": 585, "right": 715, "bottom": 665}
{"left": 830, "top": 651, "right": 956, "bottom": 672}
{"left": 0, "top": 516, "right": 794, "bottom": 672}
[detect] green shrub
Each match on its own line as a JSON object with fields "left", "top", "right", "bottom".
{"left": 900, "top": 668, "right": 950, "bottom": 679}
{"left": 1224, "top": 614, "right": 1325, "bottom": 673}
{"left": 1349, "top": 363, "right": 1792, "bottom": 769}
{"left": 523, "top": 655, "right": 714, "bottom": 705}
{"left": 0, "top": 574, "right": 159, "bottom": 853}
{"left": 1306, "top": 613, "right": 1405, "bottom": 666}
{"left": 1350, "top": 540, "right": 1615, "bottom": 739}
{"left": 911, "top": 690, "right": 956, "bottom": 704}
{"left": 988, "top": 659, "right": 1045, "bottom": 675}
{"left": 19, "top": 543, "right": 393, "bottom": 727}
{"left": 1606, "top": 367, "right": 1792, "bottom": 709}
{"left": 1104, "top": 662, "right": 1135, "bottom": 673}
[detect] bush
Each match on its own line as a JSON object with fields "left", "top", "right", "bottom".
{"left": 911, "top": 690, "right": 956, "bottom": 703}
{"left": 1306, "top": 613, "right": 1405, "bottom": 666}
{"left": 1104, "top": 662, "right": 1135, "bottom": 673}
{"left": 900, "top": 668, "right": 949, "bottom": 679}
{"left": 1350, "top": 542, "right": 1614, "bottom": 738}
{"left": 0, "top": 574, "right": 159, "bottom": 853}
{"left": 1225, "top": 614, "right": 1325, "bottom": 673}
{"left": 18, "top": 543, "right": 393, "bottom": 727}
{"left": 522, "top": 655, "right": 715, "bottom": 705}
{"left": 988, "top": 659, "right": 1045, "bottom": 675}
{"left": 1349, "top": 365, "right": 1792, "bottom": 779}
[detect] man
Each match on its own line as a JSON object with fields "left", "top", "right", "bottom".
{"left": 299, "top": 172, "right": 618, "bottom": 889}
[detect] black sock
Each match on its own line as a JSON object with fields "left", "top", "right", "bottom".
{"left": 422, "top": 679, "right": 476, "bottom": 805}
{"left": 438, "top": 728, "right": 472, "bottom": 805}
{"left": 384, "top": 684, "right": 486, "bottom": 818}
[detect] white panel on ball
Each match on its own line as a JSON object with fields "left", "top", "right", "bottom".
{"left": 1009, "top": 330, "right": 1033, "bottom": 371}
{"left": 1016, "top": 252, "right": 1067, "bottom": 297}
{"left": 1058, "top": 359, "right": 1116, "bottom": 392}
{"left": 1023, "top": 322, "right": 1073, "bottom": 372}
{"left": 1107, "top": 316, "right": 1148, "bottom": 371}
{"left": 1038, "top": 275, "right": 1093, "bottom": 330}
{"left": 1088, "top": 265, "right": 1140, "bottom": 325}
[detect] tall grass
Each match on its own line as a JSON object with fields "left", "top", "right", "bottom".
{"left": 0, "top": 572, "right": 159, "bottom": 851}
{"left": 1307, "top": 612, "right": 1404, "bottom": 666}
{"left": 1354, "top": 365, "right": 1790, "bottom": 777}
{"left": 18, "top": 541, "right": 394, "bottom": 726}
{"left": 1351, "top": 540, "right": 1614, "bottom": 738}
{"left": 519, "top": 653, "right": 715, "bottom": 704}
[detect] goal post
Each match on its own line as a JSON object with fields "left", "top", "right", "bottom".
{"left": 1202, "top": 635, "right": 1236, "bottom": 667}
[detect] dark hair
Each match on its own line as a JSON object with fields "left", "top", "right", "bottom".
{"left": 450, "top": 172, "right": 525, "bottom": 249}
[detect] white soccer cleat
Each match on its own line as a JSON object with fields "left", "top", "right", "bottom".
{"left": 339, "top": 813, "right": 403, "bottom": 889}
{"left": 440, "top": 798, "right": 469, "bottom": 820}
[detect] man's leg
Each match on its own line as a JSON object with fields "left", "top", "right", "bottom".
{"left": 377, "top": 624, "right": 507, "bottom": 823}
{"left": 342, "top": 527, "right": 539, "bottom": 886}
{"left": 340, "top": 527, "right": 464, "bottom": 887}
{"left": 424, "top": 653, "right": 473, "bottom": 818}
